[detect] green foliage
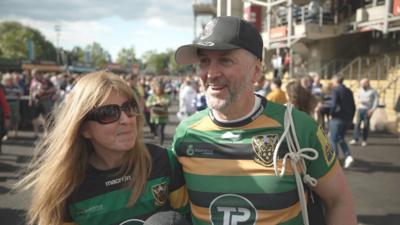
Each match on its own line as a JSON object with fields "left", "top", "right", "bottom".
{"left": 68, "top": 46, "right": 85, "bottom": 65}
{"left": 142, "top": 49, "right": 194, "bottom": 75}
{"left": 84, "top": 42, "right": 111, "bottom": 69}
{"left": 167, "top": 48, "right": 195, "bottom": 75}
{"left": 142, "top": 50, "right": 169, "bottom": 75}
{"left": 0, "top": 21, "right": 57, "bottom": 61}
{"left": 116, "top": 47, "right": 137, "bottom": 70}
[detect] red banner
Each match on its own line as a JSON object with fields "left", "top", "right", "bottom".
{"left": 394, "top": 0, "right": 400, "bottom": 16}
{"left": 243, "top": 2, "right": 263, "bottom": 32}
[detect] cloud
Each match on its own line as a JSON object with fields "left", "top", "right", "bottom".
{"left": 0, "top": 0, "right": 198, "bottom": 60}
{"left": 0, "top": 0, "right": 193, "bottom": 27}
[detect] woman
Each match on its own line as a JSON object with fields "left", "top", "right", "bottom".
{"left": 285, "top": 80, "right": 317, "bottom": 116}
{"left": 17, "top": 71, "right": 189, "bottom": 225}
{"left": 146, "top": 79, "right": 171, "bottom": 146}
{"left": 2, "top": 73, "right": 23, "bottom": 138}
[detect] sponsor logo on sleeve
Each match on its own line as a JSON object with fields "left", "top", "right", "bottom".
{"left": 316, "top": 126, "right": 335, "bottom": 166}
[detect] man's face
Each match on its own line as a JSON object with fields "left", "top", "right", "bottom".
{"left": 361, "top": 79, "right": 369, "bottom": 89}
{"left": 197, "top": 49, "right": 260, "bottom": 112}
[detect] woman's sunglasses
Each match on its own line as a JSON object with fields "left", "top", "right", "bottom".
{"left": 85, "top": 99, "right": 140, "bottom": 124}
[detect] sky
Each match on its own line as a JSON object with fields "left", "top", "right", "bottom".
{"left": 0, "top": 0, "right": 213, "bottom": 61}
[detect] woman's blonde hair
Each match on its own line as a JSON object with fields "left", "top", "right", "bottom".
{"left": 16, "top": 70, "right": 152, "bottom": 225}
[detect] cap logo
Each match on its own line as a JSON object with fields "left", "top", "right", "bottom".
{"left": 199, "top": 19, "right": 217, "bottom": 40}
{"left": 197, "top": 41, "right": 215, "bottom": 46}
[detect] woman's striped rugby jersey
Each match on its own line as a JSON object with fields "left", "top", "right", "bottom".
{"left": 172, "top": 96, "right": 337, "bottom": 225}
{"left": 64, "top": 143, "right": 189, "bottom": 225}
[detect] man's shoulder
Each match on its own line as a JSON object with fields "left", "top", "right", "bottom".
{"left": 177, "top": 109, "right": 209, "bottom": 128}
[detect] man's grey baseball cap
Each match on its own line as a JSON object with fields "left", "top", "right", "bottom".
{"left": 175, "top": 16, "right": 263, "bottom": 65}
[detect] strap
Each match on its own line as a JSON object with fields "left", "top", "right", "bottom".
{"left": 272, "top": 103, "right": 319, "bottom": 225}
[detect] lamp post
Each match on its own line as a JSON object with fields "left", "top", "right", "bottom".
{"left": 54, "top": 24, "right": 61, "bottom": 64}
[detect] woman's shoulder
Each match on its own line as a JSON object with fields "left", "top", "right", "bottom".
{"left": 145, "top": 143, "right": 178, "bottom": 176}
{"left": 145, "top": 143, "right": 171, "bottom": 161}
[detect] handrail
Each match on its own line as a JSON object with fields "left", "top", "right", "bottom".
{"left": 378, "top": 73, "right": 399, "bottom": 107}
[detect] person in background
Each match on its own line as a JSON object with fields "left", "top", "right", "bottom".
{"left": 0, "top": 83, "right": 10, "bottom": 152}
{"left": 173, "top": 16, "right": 357, "bottom": 225}
{"left": 2, "top": 73, "right": 23, "bottom": 139}
{"left": 16, "top": 71, "right": 189, "bottom": 225}
{"left": 271, "top": 53, "right": 282, "bottom": 78}
{"left": 266, "top": 77, "right": 287, "bottom": 104}
{"left": 126, "top": 74, "right": 145, "bottom": 112}
{"left": 193, "top": 79, "right": 207, "bottom": 112}
{"left": 146, "top": 79, "right": 171, "bottom": 146}
{"left": 283, "top": 48, "right": 291, "bottom": 75}
{"left": 300, "top": 75, "right": 313, "bottom": 93}
{"left": 329, "top": 75, "right": 356, "bottom": 169}
{"left": 140, "top": 76, "right": 156, "bottom": 136}
{"left": 316, "top": 82, "right": 334, "bottom": 130}
{"left": 254, "top": 75, "right": 270, "bottom": 97}
{"left": 349, "top": 78, "right": 379, "bottom": 147}
{"left": 285, "top": 80, "right": 317, "bottom": 116}
{"left": 29, "top": 69, "right": 44, "bottom": 139}
{"left": 177, "top": 77, "right": 197, "bottom": 121}
{"left": 311, "top": 74, "right": 323, "bottom": 97}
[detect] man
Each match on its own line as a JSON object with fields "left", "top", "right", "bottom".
{"left": 177, "top": 77, "right": 197, "bottom": 121}
{"left": 271, "top": 53, "right": 282, "bottom": 78}
{"left": 349, "top": 78, "right": 378, "bottom": 146}
{"left": 266, "top": 78, "right": 287, "bottom": 104}
{"left": 329, "top": 75, "right": 356, "bottom": 168}
{"left": 29, "top": 69, "right": 45, "bottom": 139}
{"left": 172, "top": 16, "right": 357, "bottom": 225}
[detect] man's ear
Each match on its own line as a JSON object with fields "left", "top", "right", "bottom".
{"left": 251, "top": 59, "right": 263, "bottom": 83}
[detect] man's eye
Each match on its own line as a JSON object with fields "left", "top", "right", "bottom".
{"left": 220, "top": 58, "right": 233, "bottom": 65}
{"left": 199, "top": 58, "right": 210, "bottom": 66}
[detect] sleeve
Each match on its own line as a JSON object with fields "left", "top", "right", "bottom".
{"left": 0, "top": 88, "right": 10, "bottom": 119}
{"left": 371, "top": 90, "right": 379, "bottom": 110}
{"left": 145, "top": 95, "right": 154, "bottom": 108}
{"left": 293, "top": 110, "right": 337, "bottom": 180}
{"left": 166, "top": 149, "right": 190, "bottom": 215}
{"left": 306, "top": 121, "right": 337, "bottom": 180}
{"left": 329, "top": 89, "right": 338, "bottom": 116}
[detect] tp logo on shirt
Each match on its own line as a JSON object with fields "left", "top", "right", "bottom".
{"left": 209, "top": 194, "right": 257, "bottom": 225}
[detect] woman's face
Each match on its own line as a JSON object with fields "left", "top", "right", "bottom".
{"left": 81, "top": 91, "right": 138, "bottom": 157}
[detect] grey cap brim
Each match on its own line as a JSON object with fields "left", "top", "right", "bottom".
{"left": 175, "top": 43, "right": 241, "bottom": 65}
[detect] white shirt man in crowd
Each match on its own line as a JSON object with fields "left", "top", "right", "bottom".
{"left": 177, "top": 78, "right": 197, "bottom": 121}
{"left": 349, "top": 78, "right": 379, "bottom": 146}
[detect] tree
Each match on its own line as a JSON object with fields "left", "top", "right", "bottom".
{"left": 84, "top": 42, "right": 111, "bottom": 69}
{"left": 116, "top": 47, "right": 137, "bottom": 70}
{"left": 68, "top": 46, "right": 85, "bottom": 66}
{"left": 166, "top": 48, "right": 195, "bottom": 75}
{"left": 0, "top": 21, "right": 57, "bottom": 61}
{"left": 142, "top": 50, "right": 170, "bottom": 75}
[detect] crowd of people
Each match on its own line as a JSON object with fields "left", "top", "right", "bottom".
{"left": 0, "top": 15, "right": 395, "bottom": 225}
{"left": 0, "top": 70, "right": 208, "bottom": 147}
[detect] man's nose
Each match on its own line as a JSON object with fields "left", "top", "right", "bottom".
{"left": 206, "top": 61, "right": 221, "bottom": 79}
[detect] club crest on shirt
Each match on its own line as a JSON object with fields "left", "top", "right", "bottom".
{"left": 151, "top": 182, "right": 169, "bottom": 206}
{"left": 252, "top": 134, "right": 279, "bottom": 167}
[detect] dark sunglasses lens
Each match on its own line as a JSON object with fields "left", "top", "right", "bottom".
{"left": 121, "top": 100, "right": 139, "bottom": 117}
{"left": 95, "top": 105, "right": 120, "bottom": 124}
